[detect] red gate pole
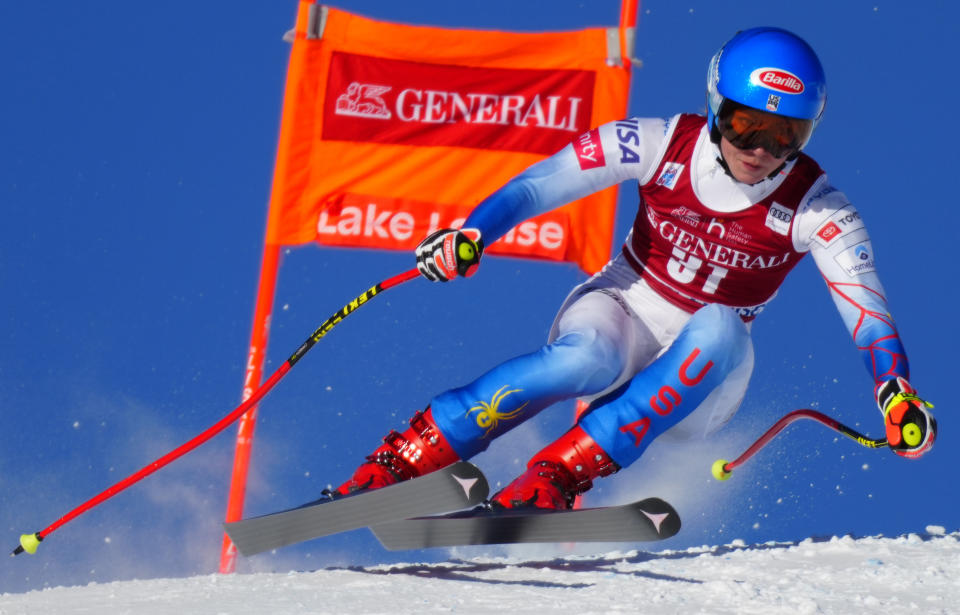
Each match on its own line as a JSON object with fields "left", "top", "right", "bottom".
{"left": 218, "top": 242, "right": 280, "bottom": 573}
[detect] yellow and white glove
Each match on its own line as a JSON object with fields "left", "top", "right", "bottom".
{"left": 876, "top": 377, "right": 936, "bottom": 458}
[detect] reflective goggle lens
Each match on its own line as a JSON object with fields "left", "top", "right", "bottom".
{"left": 717, "top": 102, "right": 813, "bottom": 158}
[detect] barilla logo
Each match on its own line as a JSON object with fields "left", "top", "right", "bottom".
{"left": 750, "top": 68, "right": 805, "bottom": 94}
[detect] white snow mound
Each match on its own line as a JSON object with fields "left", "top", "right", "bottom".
{"left": 2, "top": 532, "right": 958, "bottom": 615}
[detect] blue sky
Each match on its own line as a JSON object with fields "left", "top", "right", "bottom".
{"left": 2, "top": 1, "right": 957, "bottom": 594}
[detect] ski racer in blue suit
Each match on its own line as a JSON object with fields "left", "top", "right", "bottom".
{"left": 333, "top": 27, "right": 936, "bottom": 509}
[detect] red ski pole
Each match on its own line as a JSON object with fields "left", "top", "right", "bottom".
{"left": 12, "top": 268, "right": 420, "bottom": 556}
{"left": 711, "top": 409, "right": 888, "bottom": 481}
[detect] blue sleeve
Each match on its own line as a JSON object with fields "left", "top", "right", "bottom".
{"left": 463, "top": 154, "right": 568, "bottom": 243}
{"left": 464, "top": 117, "right": 668, "bottom": 244}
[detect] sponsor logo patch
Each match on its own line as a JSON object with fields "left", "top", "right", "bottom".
{"left": 816, "top": 221, "right": 841, "bottom": 244}
{"left": 765, "top": 202, "right": 793, "bottom": 236}
{"left": 655, "top": 162, "right": 685, "bottom": 189}
{"left": 834, "top": 241, "right": 876, "bottom": 277}
{"left": 335, "top": 83, "right": 393, "bottom": 119}
{"left": 750, "top": 67, "right": 805, "bottom": 94}
{"left": 812, "top": 206, "right": 865, "bottom": 248}
{"left": 573, "top": 128, "right": 606, "bottom": 170}
{"left": 466, "top": 385, "right": 527, "bottom": 438}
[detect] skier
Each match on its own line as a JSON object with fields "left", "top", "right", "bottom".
{"left": 332, "top": 27, "right": 936, "bottom": 509}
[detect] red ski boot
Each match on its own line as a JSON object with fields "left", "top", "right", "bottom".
{"left": 333, "top": 407, "right": 459, "bottom": 495}
{"left": 490, "top": 424, "right": 618, "bottom": 510}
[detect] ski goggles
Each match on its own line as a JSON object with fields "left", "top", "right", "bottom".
{"left": 716, "top": 101, "right": 814, "bottom": 158}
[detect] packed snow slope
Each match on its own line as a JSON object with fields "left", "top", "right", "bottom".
{"left": 2, "top": 530, "right": 957, "bottom": 615}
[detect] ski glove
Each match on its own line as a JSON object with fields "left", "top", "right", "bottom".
{"left": 876, "top": 377, "right": 936, "bottom": 458}
{"left": 415, "top": 228, "right": 483, "bottom": 282}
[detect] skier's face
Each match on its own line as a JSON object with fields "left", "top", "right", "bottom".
{"left": 719, "top": 136, "right": 790, "bottom": 185}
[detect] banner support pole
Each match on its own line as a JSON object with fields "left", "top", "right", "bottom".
{"left": 217, "top": 0, "right": 312, "bottom": 574}
{"left": 619, "top": 0, "right": 638, "bottom": 69}
{"left": 218, "top": 241, "right": 281, "bottom": 574}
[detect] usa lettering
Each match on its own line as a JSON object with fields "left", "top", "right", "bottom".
{"left": 619, "top": 417, "right": 650, "bottom": 447}
{"left": 620, "top": 348, "right": 715, "bottom": 447}
{"left": 649, "top": 348, "right": 714, "bottom": 416}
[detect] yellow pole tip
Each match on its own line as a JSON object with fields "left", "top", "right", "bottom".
{"left": 711, "top": 459, "right": 732, "bottom": 481}
{"left": 458, "top": 243, "right": 475, "bottom": 261}
{"left": 901, "top": 423, "right": 922, "bottom": 447}
{"left": 19, "top": 533, "right": 41, "bottom": 555}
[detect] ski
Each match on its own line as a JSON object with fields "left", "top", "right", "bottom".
{"left": 224, "top": 461, "right": 489, "bottom": 556}
{"left": 371, "top": 497, "right": 680, "bottom": 550}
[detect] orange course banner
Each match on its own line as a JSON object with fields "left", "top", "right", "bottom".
{"left": 266, "top": 3, "right": 632, "bottom": 274}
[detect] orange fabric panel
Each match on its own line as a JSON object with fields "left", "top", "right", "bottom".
{"left": 265, "top": 2, "right": 631, "bottom": 274}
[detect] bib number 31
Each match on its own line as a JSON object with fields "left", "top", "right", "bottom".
{"left": 666, "top": 247, "right": 729, "bottom": 294}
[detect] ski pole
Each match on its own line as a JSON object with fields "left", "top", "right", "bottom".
{"left": 11, "top": 268, "right": 420, "bottom": 557}
{"left": 711, "top": 408, "right": 888, "bottom": 481}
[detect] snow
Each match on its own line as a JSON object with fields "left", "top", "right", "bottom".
{"left": 3, "top": 531, "right": 958, "bottom": 614}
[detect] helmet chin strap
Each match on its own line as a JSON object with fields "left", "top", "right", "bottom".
{"left": 715, "top": 155, "right": 787, "bottom": 184}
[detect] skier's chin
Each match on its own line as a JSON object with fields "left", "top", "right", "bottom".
{"left": 731, "top": 162, "right": 770, "bottom": 184}
{"left": 720, "top": 139, "right": 787, "bottom": 184}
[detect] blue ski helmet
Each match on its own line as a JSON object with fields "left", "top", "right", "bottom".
{"left": 707, "top": 27, "right": 826, "bottom": 153}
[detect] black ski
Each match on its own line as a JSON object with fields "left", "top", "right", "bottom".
{"left": 224, "top": 461, "right": 489, "bottom": 556}
{"left": 371, "top": 497, "right": 680, "bottom": 550}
